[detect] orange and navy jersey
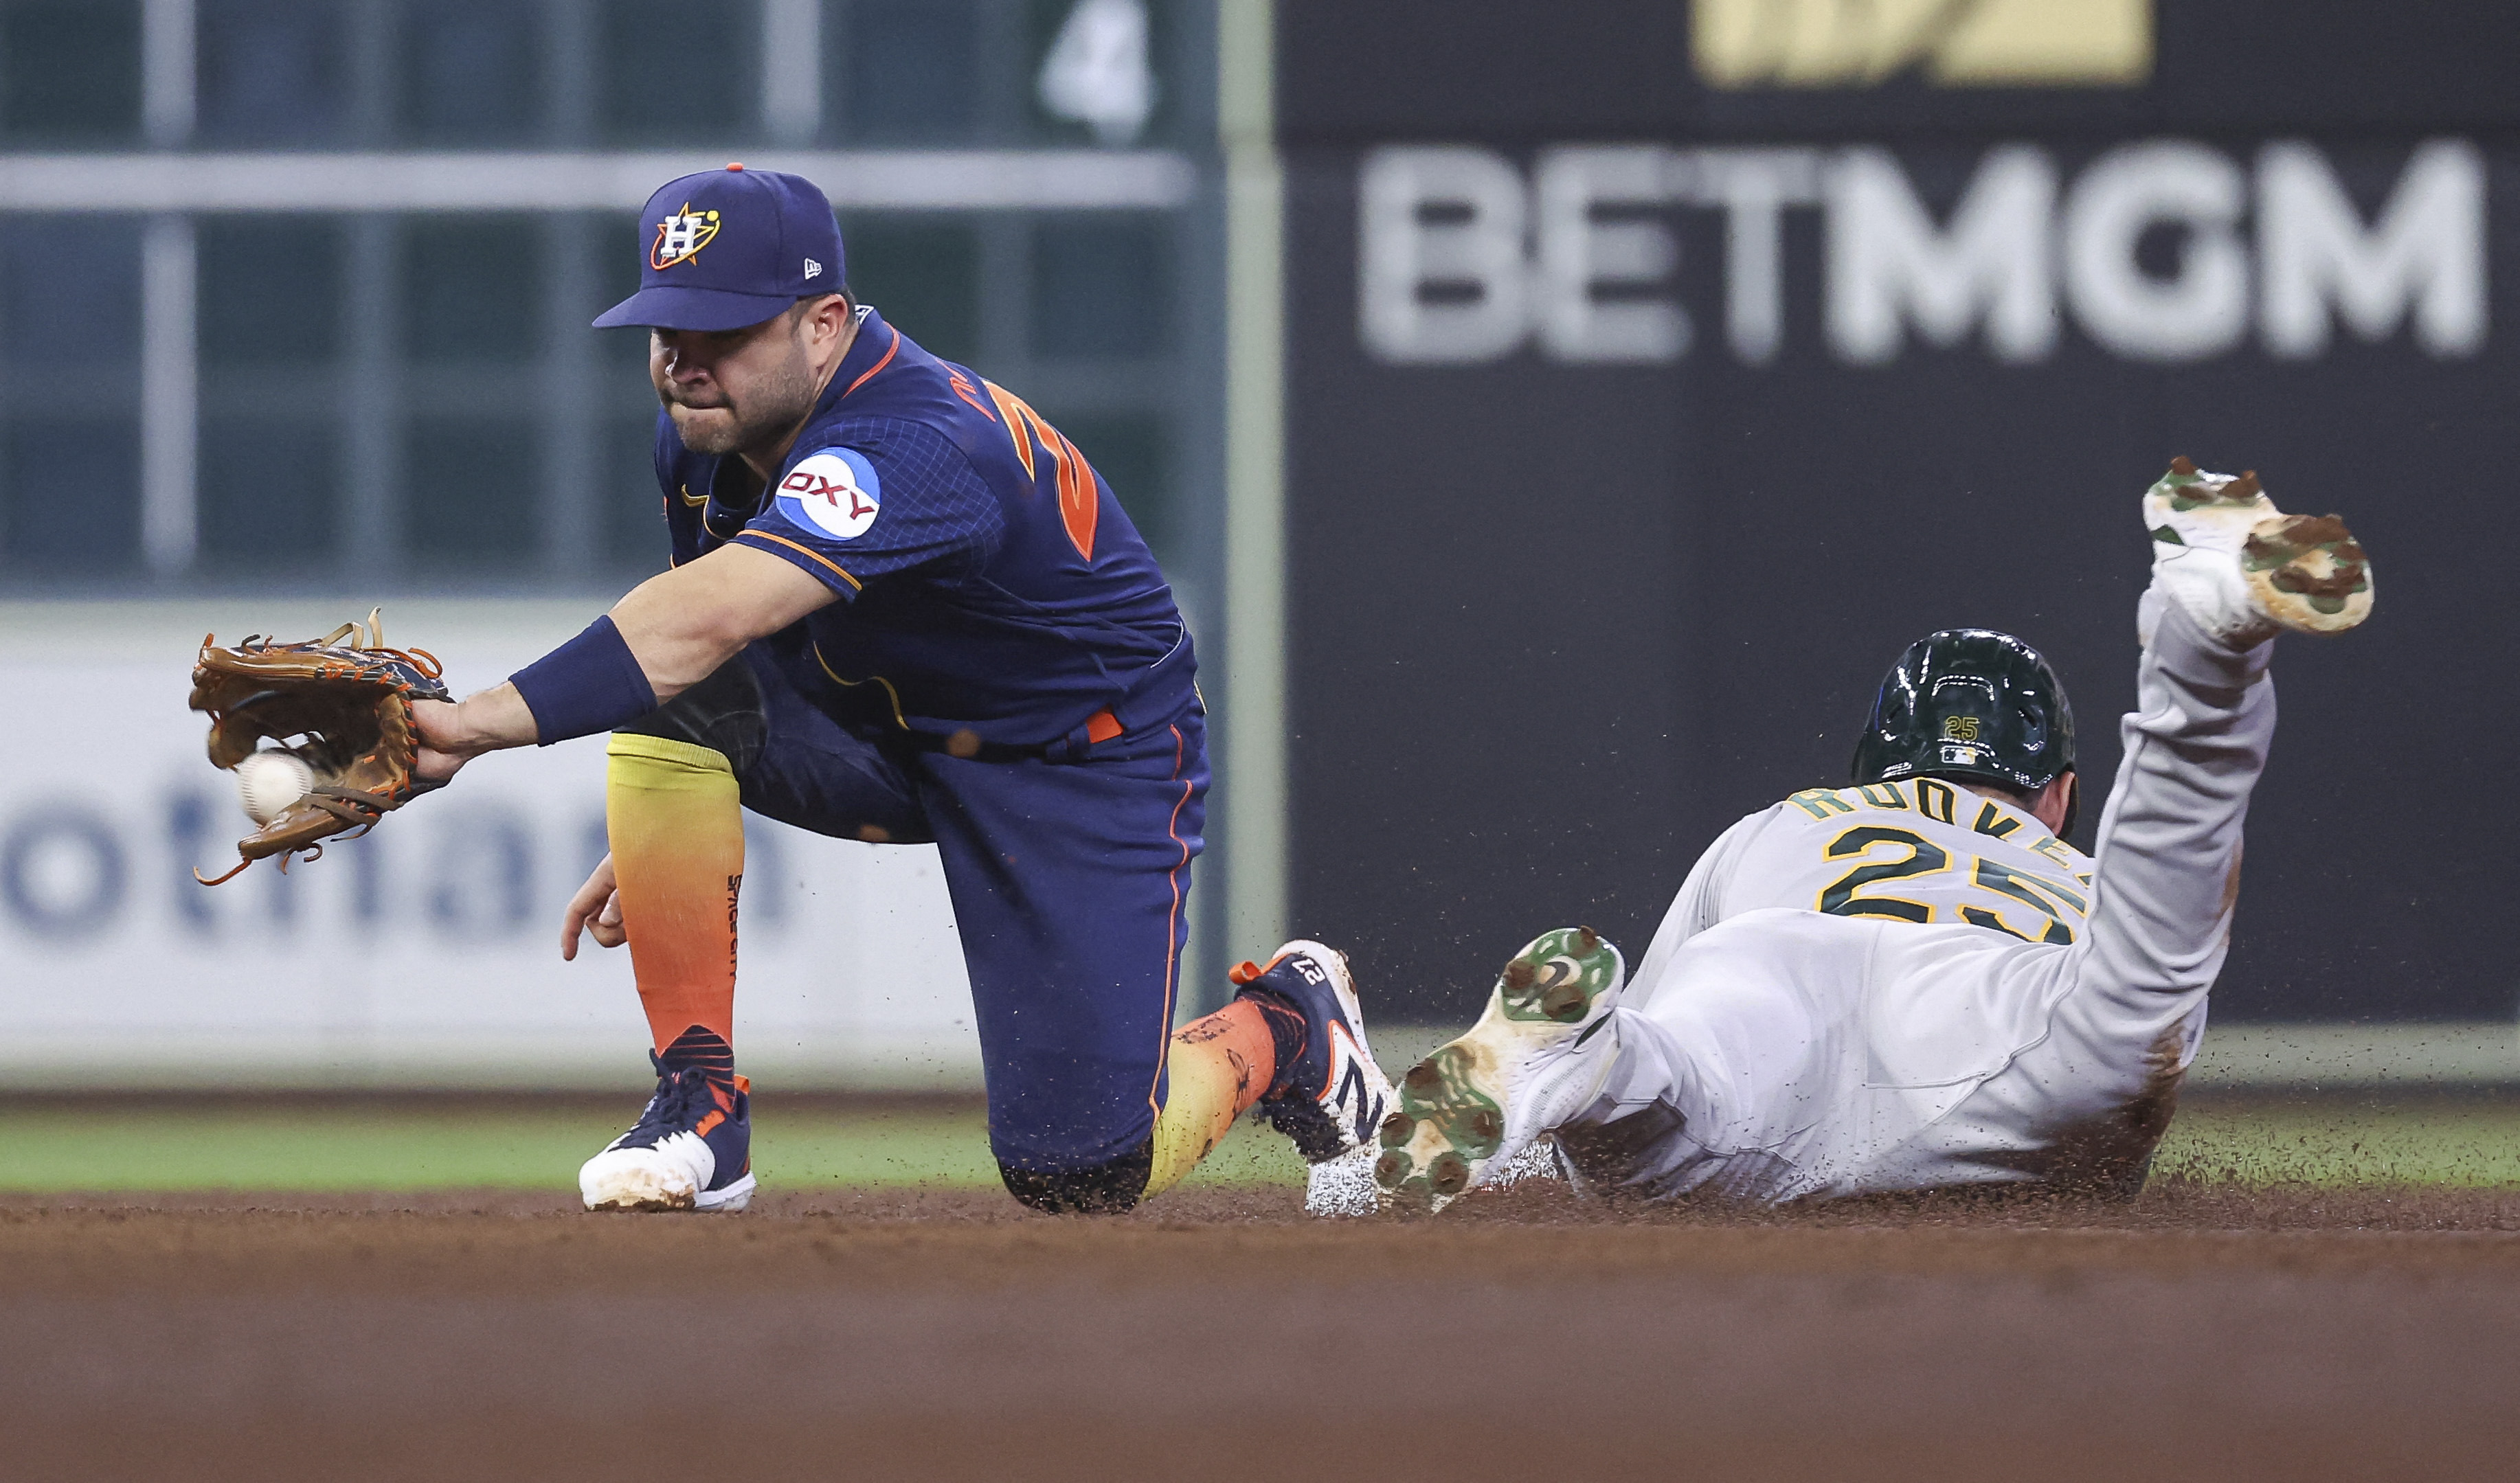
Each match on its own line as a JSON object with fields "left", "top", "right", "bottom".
{"left": 658, "top": 306, "right": 1191, "bottom": 749}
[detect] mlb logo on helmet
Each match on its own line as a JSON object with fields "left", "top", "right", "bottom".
{"left": 594, "top": 163, "right": 848, "bottom": 332}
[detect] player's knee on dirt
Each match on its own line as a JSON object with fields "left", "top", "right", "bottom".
{"left": 614, "top": 657, "right": 767, "bottom": 776}
{"left": 995, "top": 1138, "right": 1154, "bottom": 1214}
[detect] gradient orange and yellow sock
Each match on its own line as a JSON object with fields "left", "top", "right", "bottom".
{"left": 607, "top": 732, "right": 1287, "bottom": 1199}
{"left": 605, "top": 733, "right": 745, "bottom": 1061}
{"left": 1143, "top": 996, "right": 1296, "bottom": 1197}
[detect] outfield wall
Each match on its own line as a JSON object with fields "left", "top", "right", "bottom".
{"left": 3, "top": 598, "right": 2513, "bottom": 1091}
{"left": 0, "top": 600, "right": 984, "bottom": 1093}
{"left": 1271, "top": 1, "right": 2520, "bottom": 1028}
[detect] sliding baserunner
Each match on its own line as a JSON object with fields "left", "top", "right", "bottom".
{"left": 1376, "top": 458, "right": 2372, "bottom": 1210}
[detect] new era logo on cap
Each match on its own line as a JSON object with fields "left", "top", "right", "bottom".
{"left": 593, "top": 163, "right": 848, "bottom": 332}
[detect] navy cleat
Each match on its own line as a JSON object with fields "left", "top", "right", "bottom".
{"left": 580, "top": 1030, "right": 755, "bottom": 1213}
{"left": 1238, "top": 940, "right": 1393, "bottom": 1217}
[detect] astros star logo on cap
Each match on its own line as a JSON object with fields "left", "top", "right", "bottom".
{"left": 650, "top": 204, "right": 721, "bottom": 269}
{"left": 596, "top": 167, "right": 844, "bottom": 331}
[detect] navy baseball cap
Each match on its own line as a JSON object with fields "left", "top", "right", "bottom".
{"left": 593, "top": 164, "right": 846, "bottom": 331}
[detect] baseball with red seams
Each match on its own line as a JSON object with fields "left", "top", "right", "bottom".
{"left": 236, "top": 749, "right": 316, "bottom": 825}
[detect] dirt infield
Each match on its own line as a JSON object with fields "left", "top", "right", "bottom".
{"left": 11, "top": 1181, "right": 2520, "bottom": 1482}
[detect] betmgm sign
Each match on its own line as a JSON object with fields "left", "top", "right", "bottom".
{"left": 1358, "top": 139, "right": 2484, "bottom": 369}
{"left": 1270, "top": 3, "right": 2520, "bottom": 1023}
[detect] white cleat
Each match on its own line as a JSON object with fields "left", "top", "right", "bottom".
{"left": 2144, "top": 457, "right": 2374, "bottom": 648}
{"left": 579, "top": 1063, "right": 756, "bottom": 1213}
{"left": 579, "top": 1144, "right": 756, "bottom": 1212}
{"left": 1374, "top": 927, "right": 1625, "bottom": 1215}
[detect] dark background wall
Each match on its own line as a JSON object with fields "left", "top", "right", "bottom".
{"left": 1276, "top": 1, "right": 2520, "bottom": 1023}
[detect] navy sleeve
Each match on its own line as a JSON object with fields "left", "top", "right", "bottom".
{"left": 730, "top": 417, "right": 1005, "bottom": 598}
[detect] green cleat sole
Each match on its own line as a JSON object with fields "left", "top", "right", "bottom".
{"left": 1373, "top": 927, "right": 1623, "bottom": 1214}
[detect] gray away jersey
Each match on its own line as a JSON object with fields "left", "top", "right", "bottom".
{"left": 1638, "top": 778, "right": 2092, "bottom": 980}
{"left": 1588, "top": 593, "right": 2266, "bottom": 1201}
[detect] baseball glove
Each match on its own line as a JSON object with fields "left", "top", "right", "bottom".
{"left": 188, "top": 608, "right": 451, "bottom": 885}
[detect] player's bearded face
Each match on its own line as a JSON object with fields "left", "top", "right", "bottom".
{"left": 652, "top": 309, "right": 821, "bottom": 457}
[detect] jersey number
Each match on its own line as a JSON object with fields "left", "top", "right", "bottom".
{"left": 980, "top": 378, "right": 1101, "bottom": 563}
{"left": 1817, "top": 826, "right": 1949, "bottom": 923}
{"left": 1818, "top": 825, "right": 2082, "bottom": 942}
{"left": 1961, "top": 859, "right": 2084, "bottom": 944}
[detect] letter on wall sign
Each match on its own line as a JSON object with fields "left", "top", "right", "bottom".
{"left": 1825, "top": 145, "right": 2059, "bottom": 365}
{"left": 2258, "top": 138, "right": 2486, "bottom": 360}
{"left": 1358, "top": 146, "right": 1531, "bottom": 365}
{"left": 2062, "top": 140, "right": 2250, "bottom": 362}
{"left": 1535, "top": 146, "right": 1688, "bottom": 363}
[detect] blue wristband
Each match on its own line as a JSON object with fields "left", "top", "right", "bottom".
{"left": 508, "top": 615, "right": 659, "bottom": 746}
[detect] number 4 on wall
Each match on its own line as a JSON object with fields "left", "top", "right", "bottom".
{"left": 1039, "top": 0, "right": 1155, "bottom": 146}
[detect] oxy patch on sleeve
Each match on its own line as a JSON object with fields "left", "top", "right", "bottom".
{"left": 774, "top": 448, "right": 882, "bottom": 541}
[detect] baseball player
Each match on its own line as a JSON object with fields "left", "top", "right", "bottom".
{"left": 1376, "top": 460, "right": 2372, "bottom": 1210}
{"left": 412, "top": 166, "right": 1392, "bottom": 1214}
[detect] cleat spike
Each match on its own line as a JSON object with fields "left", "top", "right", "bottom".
{"left": 2148, "top": 459, "right": 2372, "bottom": 644}
{"left": 1374, "top": 931, "right": 1628, "bottom": 1214}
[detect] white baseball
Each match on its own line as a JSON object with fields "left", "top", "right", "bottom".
{"left": 236, "top": 749, "right": 316, "bottom": 826}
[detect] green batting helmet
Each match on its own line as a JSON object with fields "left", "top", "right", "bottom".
{"left": 1851, "top": 629, "right": 2076, "bottom": 826}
